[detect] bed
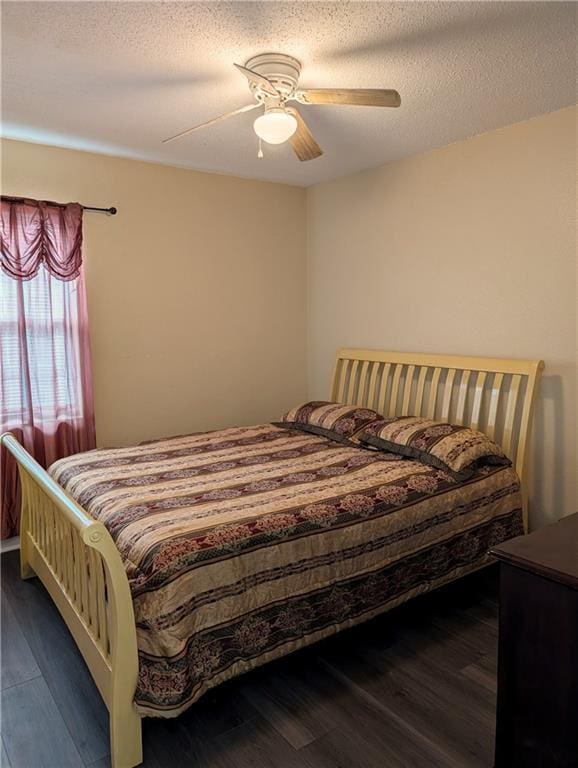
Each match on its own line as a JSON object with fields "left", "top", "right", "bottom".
{"left": 0, "top": 349, "right": 544, "bottom": 768}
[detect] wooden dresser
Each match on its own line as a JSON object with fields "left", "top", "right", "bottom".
{"left": 491, "top": 513, "right": 578, "bottom": 768}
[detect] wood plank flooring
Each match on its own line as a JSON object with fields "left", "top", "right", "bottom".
{"left": 1, "top": 550, "right": 500, "bottom": 768}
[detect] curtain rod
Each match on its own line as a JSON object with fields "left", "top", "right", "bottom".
{"left": 84, "top": 206, "right": 117, "bottom": 215}
{"left": 1, "top": 196, "right": 117, "bottom": 215}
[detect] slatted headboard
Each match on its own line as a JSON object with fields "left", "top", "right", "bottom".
{"left": 331, "top": 349, "right": 544, "bottom": 529}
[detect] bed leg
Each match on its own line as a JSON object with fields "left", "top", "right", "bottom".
{"left": 109, "top": 703, "right": 143, "bottom": 768}
{"left": 20, "top": 531, "right": 35, "bottom": 580}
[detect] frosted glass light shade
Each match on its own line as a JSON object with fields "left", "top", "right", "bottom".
{"left": 253, "top": 109, "right": 298, "bottom": 145}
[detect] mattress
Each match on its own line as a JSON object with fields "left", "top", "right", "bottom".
{"left": 49, "top": 423, "right": 523, "bottom": 716}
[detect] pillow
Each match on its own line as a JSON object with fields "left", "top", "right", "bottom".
{"left": 278, "top": 401, "right": 382, "bottom": 443}
{"left": 358, "top": 416, "right": 510, "bottom": 479}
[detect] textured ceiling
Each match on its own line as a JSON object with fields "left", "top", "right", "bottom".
{"left": 2, "top": 1, "right": 576, "bottom": 186}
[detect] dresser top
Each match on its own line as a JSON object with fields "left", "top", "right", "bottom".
{"left": 491, "top": 513, "right": 578, "bottom": 590}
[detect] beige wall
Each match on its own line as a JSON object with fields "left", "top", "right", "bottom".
{"left": 307, "top": 106, "right": 577, "bottom": 529}
{"left": 1, "top": 140, "right": 308, "bottom": 446}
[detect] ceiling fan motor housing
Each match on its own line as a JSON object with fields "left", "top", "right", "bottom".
{"left": 244, "top": 53, "right": 301, "bottom": 98}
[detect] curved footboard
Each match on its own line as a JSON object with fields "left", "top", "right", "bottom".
{"left": 1, "top": 433, "right": 143, "bottom": 768}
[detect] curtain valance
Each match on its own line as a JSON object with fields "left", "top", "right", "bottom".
{"left": 1, "top": 197, "right": 83, "bottom": 281}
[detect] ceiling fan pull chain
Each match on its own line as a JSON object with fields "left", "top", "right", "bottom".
{"left": 257, "top": 137, "right": 263, "bottom": 159}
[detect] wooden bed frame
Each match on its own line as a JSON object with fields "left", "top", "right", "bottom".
{"left": 0, "top": 349, "right": 544, "bottom": 768}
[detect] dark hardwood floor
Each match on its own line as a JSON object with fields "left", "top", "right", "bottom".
{"left": 1, "top": 550, "right": 500, "bottom": 768}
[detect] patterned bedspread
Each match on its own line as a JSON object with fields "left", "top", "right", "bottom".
{"left": 49, "top": 423, "right": 523, "bottom": 716}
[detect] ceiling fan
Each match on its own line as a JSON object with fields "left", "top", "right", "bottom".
{"left": 162, "top": 53, "right": 401, "bottom": 161}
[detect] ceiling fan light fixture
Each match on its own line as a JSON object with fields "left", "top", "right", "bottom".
{"left": 253, "top": 107, "right": 298, "bottom": 145}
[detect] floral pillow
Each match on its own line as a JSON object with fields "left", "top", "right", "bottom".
{"left": 278, "top": 401, "right": 382, "bottom": 443}
{"left": 358, "top": 416, "right": 511, "bottom": 479}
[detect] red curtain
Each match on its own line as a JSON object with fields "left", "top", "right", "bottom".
{"left": 0, "top": 198, "right": 96, "bottom": 539}
{"left": 1, "top": 198, "right": 83, "bottom": 281}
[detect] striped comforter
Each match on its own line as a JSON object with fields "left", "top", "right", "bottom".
{"left": 49, "top": 423, "right": 523, "bottom": 716}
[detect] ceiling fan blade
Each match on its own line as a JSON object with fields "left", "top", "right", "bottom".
{"left": 233, "top": 63, "right": 279, "bottom": 98}
{"left": 286, "top": 107, "right": 323, "bottom": 162}
{"left": 298, "top": 88, "right": 401, "bottom": 108}
{"left": 162, "top": 103, "right": 260, "bottom": 144}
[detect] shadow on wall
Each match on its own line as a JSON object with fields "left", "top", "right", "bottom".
{"left": 530, "top": 375, "right": 567, "bottom": 529}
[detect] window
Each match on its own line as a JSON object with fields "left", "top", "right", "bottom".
{"left": 1, "top": 196, "right": 96, "bottom": 540}
{"left": 0, "top": 266, "right": 85, "bottom": 427}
